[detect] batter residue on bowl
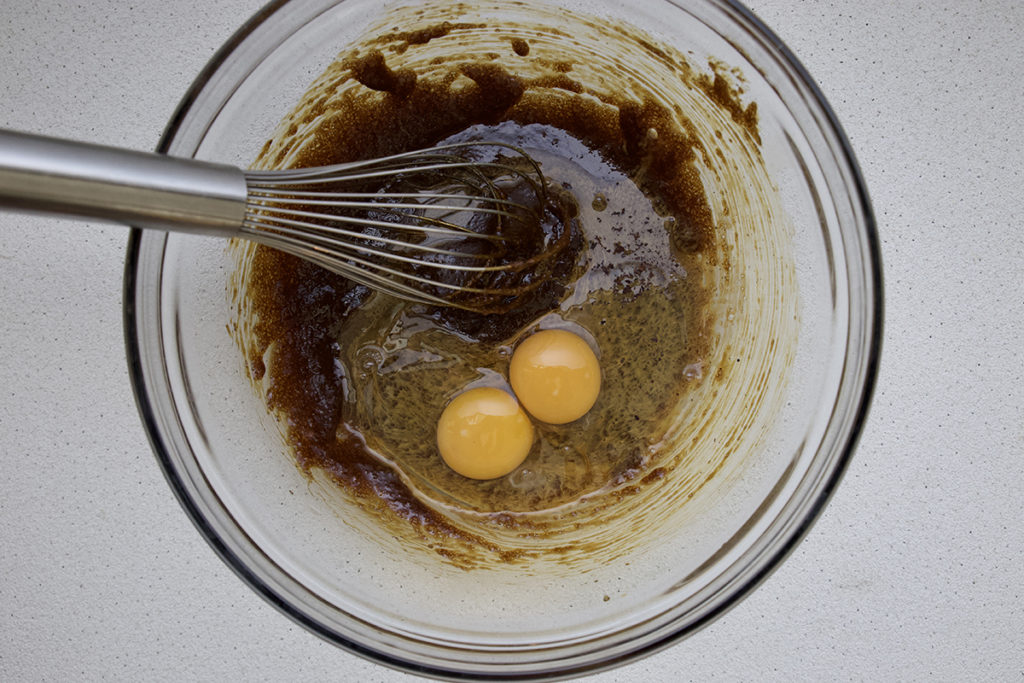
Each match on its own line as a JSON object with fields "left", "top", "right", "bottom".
{"left": 230, "top": 1, "right": 797, "bottom": 569}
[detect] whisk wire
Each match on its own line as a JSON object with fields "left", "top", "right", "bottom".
{"left": 251, "top": 227, "right": 519, "bottom": 304}
{"left": 244, "top": 213, "right": 508, "bottom": 266}
{"left": 245, "top": 204, "right": 504, "bottom": 241}
{"left": 247, "top": 195, "right": 520, "bottom": 229}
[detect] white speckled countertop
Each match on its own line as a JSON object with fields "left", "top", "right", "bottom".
{"left": 1, "top": 1, "right": 1021, "bottom": 680}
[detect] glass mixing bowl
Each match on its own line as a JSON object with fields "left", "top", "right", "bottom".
{"left": 124, "top": 0, "right": 881, "bottom": 678}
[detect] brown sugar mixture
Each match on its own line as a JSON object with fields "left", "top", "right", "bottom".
{"left": 230, "top": 2, "right": 781, "bottom": 569}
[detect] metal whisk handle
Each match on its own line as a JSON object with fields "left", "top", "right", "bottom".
{"left": 0, "top": 129, "right": 246, "bottom": 235}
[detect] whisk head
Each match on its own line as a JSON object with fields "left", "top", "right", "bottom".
{"left": 241, "top": 142, "right": 568, "bottom": 312}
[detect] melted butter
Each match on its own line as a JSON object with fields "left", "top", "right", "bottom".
{"left": 230, "top": 0, "right": 798, "bottom": 571}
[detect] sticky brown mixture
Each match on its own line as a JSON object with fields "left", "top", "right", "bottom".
{"left": 233, "top": 6, "right": 762, "bottom": 567}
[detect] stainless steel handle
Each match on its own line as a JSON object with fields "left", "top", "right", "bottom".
{"left": 0, "top": 129, "right": 247, "bottom": 236}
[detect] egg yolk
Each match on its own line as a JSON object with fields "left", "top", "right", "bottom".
{"left": 509, "top": 329, "right": 601, "bottom": 424}
{"left": 436, "top": 387, "right": 534, "bottom": 480}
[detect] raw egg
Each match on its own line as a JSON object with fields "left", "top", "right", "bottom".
{"left": 436, "top": 387, "right": 534, "bottom": 480}
{"left": 509, "top": 329, "right": 601, "bottom": 424}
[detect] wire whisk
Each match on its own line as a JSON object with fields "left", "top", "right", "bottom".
{"left": 0, "top": 130, "right": 567, "bottom": 311}
{"left": 243, "top": 142, "right": 559, "bottom": 309}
